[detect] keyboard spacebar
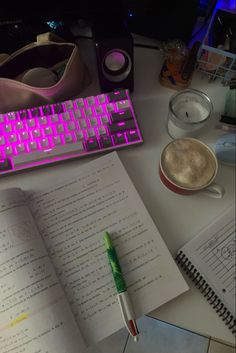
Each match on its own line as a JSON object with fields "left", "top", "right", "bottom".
{"left": 12, "top": 142, "right": 85, "bottom": 167}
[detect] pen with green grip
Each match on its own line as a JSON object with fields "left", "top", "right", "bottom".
{"left": 103, "top": 231, "right": 139, "bottom": 341}
{"left": 103, "top": 231, "right": 127, "bottom": 293}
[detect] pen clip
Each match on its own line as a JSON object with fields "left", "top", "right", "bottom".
{"left": 117, "top": 292, "right": 138, "bottom": 338}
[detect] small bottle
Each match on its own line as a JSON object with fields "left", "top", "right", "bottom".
{"left": 218, "top": 79, "right": 236, "bottom": 131}
{"left": 224, "top": 81, "right": 236, "bottom": 119}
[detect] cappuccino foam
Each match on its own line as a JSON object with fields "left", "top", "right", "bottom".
{"left": 162, "top": 139, "right": 216, "bottom": 188}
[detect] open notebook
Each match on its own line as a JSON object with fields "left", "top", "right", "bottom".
{"left": 0, "top": 151, "right": 188, "bottom": 353}
{"left": 176, "top": 204, "right": 236, "bottom": 335}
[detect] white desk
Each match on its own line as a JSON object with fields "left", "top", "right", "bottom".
{"left": 0, "top": 40, "right": 235, "bottom": 345}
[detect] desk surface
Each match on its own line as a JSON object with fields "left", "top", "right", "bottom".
{"left": 0, "top": 40, "right": 235, "bottom": 345}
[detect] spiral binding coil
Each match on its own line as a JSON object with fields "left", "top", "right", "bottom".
{"left": 176, "top": 251, "right": 236, "bottom": 335}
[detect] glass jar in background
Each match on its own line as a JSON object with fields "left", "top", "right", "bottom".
{"left": 159, "top": 40, "right": 201, "bottom": 90}
{"left": 159, "top": 40, "right": 190, "bottom": 89}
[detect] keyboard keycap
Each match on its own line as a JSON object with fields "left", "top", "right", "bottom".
{"left": 85, "top": 138, "right": 99, "bottom": 151}
{"left": 111, "top": 109, "right": 133, "bottom": 123}
{"left": 127, "top": 130, "right": 140, "bottom": 142}
{"left": 108, "top": 91, "right": 127, "bottom": 102}
{"left": 116, "top": 100, "right": 130, "bottom": 110}
{"left": 0, "top": 158, "right": 12, "bottom": 171}
{"left": 113, "top": 133, "right": 126, "bottom": 145}
{"left": 99, "top": 135, "right": 112, "bottom": 148}
{"left": 12, "top": 142, "right": 85, "bottom": 167}
{"left": 108, "top": 119, "right": 136, "bottom": 134}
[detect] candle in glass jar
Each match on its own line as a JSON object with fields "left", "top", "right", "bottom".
{"left": 167, "top": 89, "right": 213, "bottom": 139}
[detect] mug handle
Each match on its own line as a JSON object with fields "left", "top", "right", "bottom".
{"left": 200, "top": 182, "right": 225, "bottom": 199}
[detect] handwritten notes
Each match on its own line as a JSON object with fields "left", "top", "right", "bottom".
{"left": 179, "top": 204, "right": 235, "bottom": 316}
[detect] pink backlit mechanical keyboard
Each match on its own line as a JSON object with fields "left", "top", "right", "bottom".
{"left": 0, "top": 90, "right": 143, "bottom": 175}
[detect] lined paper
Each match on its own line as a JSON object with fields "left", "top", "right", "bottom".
{"left": 179, "top": 204, "right": 235, "bottom": 315}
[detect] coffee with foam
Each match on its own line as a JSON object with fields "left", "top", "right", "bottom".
{"left": 161, "top": 139, "right": 216, "bottom": 189}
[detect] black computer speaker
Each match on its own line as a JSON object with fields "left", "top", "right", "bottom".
{"left": 93, "top": 20, "right": 134, "bottom": 92}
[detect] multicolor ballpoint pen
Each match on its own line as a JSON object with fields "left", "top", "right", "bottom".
{"left": 103, "top": 231, "right": 139, "bottom": 341}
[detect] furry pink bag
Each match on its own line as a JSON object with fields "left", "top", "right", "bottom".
{"left": 0, "top": 38, "right": 91, "bottom": 113}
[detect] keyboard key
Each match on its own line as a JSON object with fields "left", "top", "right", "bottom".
{"left": 99, "top": 135, "right": 112, "bottom": 148}
{"left": 72, "top": 110, "right": 82, "bottom": 119}
{"left": 101, "top": 115, "right": 109, "bottom": 124}
{"left": 84, "top": 107, "right": 93, "bottom": 117}
{"left": 127, "top": 130, "right": 140, "bottom": 142}
{"left": 98, "top": 126, "right": 107, "bottom": 136}
{"left": 0, "top": 158, "right": 12, "bottom": 172}
{"left": 8, "top": 134, "right": 18, "bottom": 143}
{"left": 85, "top": 138, "right": 99, "bottom": 151}
{"left": 52, "top": 136, "right": 63, "bottom": 145}
{"left": 95, "top": 106, "right": 103, "bottom": 115}
{"left": 16, "top": 143, "right": 26, "bottom": 153}
{"left": 79, "top": 119, "right": 87, "bottom": 129}
{"left": 116, "top": 100, "right": 130, "bottom": 110}
{"left": 75, "top": 131, "right": 84, "bottom": 141}
{"left": 5, "top": 146, "right": 13, "bottom": 155}
{"left": 75, "top": 98, "right": 85, "bottom": 108}
{"left": 90, "top": 117, "right": 98, "bottom": 126}
{"left": 64, "top": 100, "right": 74, "bottom": 110}
{"left": 19, "top": 110, "right": 29, "bottom": 119}
{"left": 42, "top": 106, "right": 52, "bottom": 115}
{"left": 108, "top": 119, "right": 136, "bottom": 134}
{"left": 62, "top": 112, "right": 71, "bottom": 121}
{"left": 111, "top": 109, "right": 133, "bottom": 123}
{"left": 7, "top": 112, "right": 17, "bottom": 121}
{"left": 39, "top": 116, "right": 48, "bottom": 125}
{"left": 20, "top": 131, "right": 29, "bottom": 140}
{"left": 56, "top": 124, "right": 65, "bottom": 133}
{"left": 12, "top": 142, "right": 85, "bottom": 167}
{"left": 97, "top": 94, "right": 106, "bottom": 103}
{"left": 106, "top": 103, "right": 115, "bottom": 113}
{"left": 27, "top": 119, "right": 37, "bottom": 128}
{"left": 50, "top": 114, "right": 59, "bottom": 123}
{"left": 54, "top": 103, "right": 64, "bottom": 113}
{"left": 32, "top": 129, "right": 41, "bottom": 138}
{"left": 113, "top": 133, "right": 126, "bottom": 145}
{"left": 67, "top": 122, "right": 76, "bottom": 131}
{"left": 4, "top": 124, "right": 12, "bottom": 133}
{"left": 87, "top": 96, "right": 95, "bottom": 105}
{"left": 43, "top": 126, "right": 53, "bottom": 135}
{"left": 28, "top": 141, "right": 38, "bottom": 151}
{"left": 31, "top": 107, "right": 41, "bottom": 117}
{"left": 64, "top": 134, "right": 74, "bottom": 144}
{"left": 108, "top": 91, "right": 127, "bottom": 102}
{"left": 87, "top": 128, "right": 96, "bottom": 137}
{"left": 40, "top": 138, "right": 50, "bottom": 148}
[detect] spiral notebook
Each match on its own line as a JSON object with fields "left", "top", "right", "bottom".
{"left": 176, "top": 204, "right": 236, "bottom": 335}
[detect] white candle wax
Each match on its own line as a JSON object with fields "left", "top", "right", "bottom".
{"left": 168, "top": 99, "right": 210, "bottom": 139}
{"left": 173, "top": 100, "right": 209, "bottom": 122}
{"left": 167, "top": 119, "right": 204, "bottom": 139}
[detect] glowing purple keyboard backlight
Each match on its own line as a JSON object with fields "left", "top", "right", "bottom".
{"left": 0, "top": 89, "right": 143, "bottom": 175}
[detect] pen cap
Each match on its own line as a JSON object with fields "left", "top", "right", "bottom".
{"left": 103, "top": 232, "right": 127, "bottom": 293}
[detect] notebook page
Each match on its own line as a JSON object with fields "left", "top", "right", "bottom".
{"left": 27, "top": 151, "right": 188, "bottom": 346}
{"left": 179, "top": 204, "right": 235, "bottom": 315}
{"left": 0, "top": 188, "right": 86, "bottom": 353}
